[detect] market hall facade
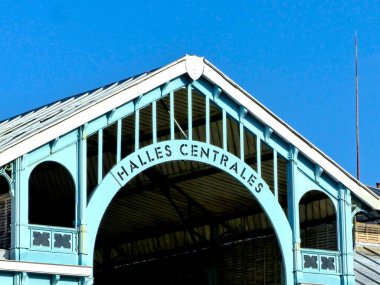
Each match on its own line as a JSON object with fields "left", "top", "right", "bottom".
{"left": 0, "top": 56, "right": 379, "bottom": 284}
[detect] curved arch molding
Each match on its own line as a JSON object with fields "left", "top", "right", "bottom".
{"left": 86, "top": 140, "right": 294, "bottom": 284}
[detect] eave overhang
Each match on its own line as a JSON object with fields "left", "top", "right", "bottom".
{"left": 0, "top": 55, "right": 378, "bottom": 210}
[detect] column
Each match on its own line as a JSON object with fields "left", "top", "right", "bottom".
{"left": 338, "top": 185, "right": 355, "bottom": 285}
{"left": 287, "top": 146, "right": 301, "bottom": 281}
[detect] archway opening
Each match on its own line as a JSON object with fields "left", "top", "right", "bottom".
{"left": 299, "top": 190, "right": 337, "bottom": 250}
{"left": 93, "top": 161, "right": 283, "bottom": 285}
{"left": 29, "top": 161, "right": 75, "bottom": 227}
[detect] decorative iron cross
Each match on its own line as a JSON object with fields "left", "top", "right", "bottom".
{"left": 32, "top": 231, "right": 50, "bottom": 247}
{"left": 321, "top": 256, "right": 335, "bottom": 270}
{"left": 54, "top": 233, "right": 71, "bottom": 249}
{"left": 303, "top": 255, "right": 318, "bottom": 269}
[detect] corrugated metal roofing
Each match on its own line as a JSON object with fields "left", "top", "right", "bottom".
{"left": 0, "top": 70, "right": 153, "bottom": 152}
{"left": 0, "top": 55, "right": 378, "bottom": 210}
{"left": 355, "top": 246, "right": 380, "bottom": 285}
{"left": 368, "top": 186, "right": 380, "bottom": 198}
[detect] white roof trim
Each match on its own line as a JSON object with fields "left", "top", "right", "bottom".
{"left": 0, "top": 259, "right": 92, "bottom": 276}
{"left": 0, "top": 55, "right": 378, "bottom": 210}
{"left": 202, "top": 60, "right": 379, "bottom": 210}
{"left": 0, "top": 57, "right": 187, "bottom": 167}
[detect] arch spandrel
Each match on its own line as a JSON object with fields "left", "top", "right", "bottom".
{"left": 0, "top": 56, "right": 365, "bottom": 284}
{"left": 294, "top": 167, "right": 339, "bottom": 209}
{"left": 86, "top": 140, "right": 294, "bottom": 284}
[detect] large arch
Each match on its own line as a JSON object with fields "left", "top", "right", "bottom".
{"left": 86, "top": 140, "right": 294, "bottom": 284}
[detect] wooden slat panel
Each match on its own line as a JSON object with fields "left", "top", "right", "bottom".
{"left": 355, "top": 222, "right": 380, "bottom": 244}
{"left": 0, "top": 193, "right": 11, "bottom": 249}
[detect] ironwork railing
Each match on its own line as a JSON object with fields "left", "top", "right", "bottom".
{"left": 301, "top": 248, "right": 340, "bottom": 274}
{"left": 29, "top": 225, "right": 77, "bottom": 253}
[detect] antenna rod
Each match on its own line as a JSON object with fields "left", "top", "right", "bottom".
{"left": 355, "top": 31, "right": 360, "bottom": 180}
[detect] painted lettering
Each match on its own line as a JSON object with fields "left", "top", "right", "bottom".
{"left": 117, "top": 166, "right": 128, "bottom": 181}
{"left": 155, "top": 146, "right": 163, "bottom": 159}
{"left": 212, "top": 150, "right": 219, "bottom": 162}
{"left": 200, "top": 147, "right": 210, "bottom": 159}
{"left": 112, "top": 141, "right": 265, "bottom": 196}
{"left": 220, "top": 154, "right": 228, "bottom": 167}
{"left": 229, "top": 162, "right": 238, "bottom": 174}
{"left": 180, "top": 143, "right": 188, "bottom": 156}
{"left": 165, "top": 144, "right": 172, "bottom": 157}
{"left": 146, "top": 150, "right": 155, "bottom": 162}
{"left": 130, "top": 160, "right": 139, "bottom": 173}
{"left": 247, "top": 174, "right": 257, "bottom": 186}
{"left": 137, "top": 154, "right": 147, "bottom": 166}
{"left": 191, "top": 144, "right": 198, "bottom": 157}
{"left": 255, "top": 182, "right": 263, "bottom": 193}
{"left": 240, "top": 167, "right": 246, "bottom": 179}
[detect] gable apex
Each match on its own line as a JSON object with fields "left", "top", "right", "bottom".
{"left": 0, "top": 56, "right": 378, "bottom": 210}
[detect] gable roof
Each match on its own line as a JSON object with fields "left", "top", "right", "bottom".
{"left": 0, "top": 55, "right": 379, "bottom": 210}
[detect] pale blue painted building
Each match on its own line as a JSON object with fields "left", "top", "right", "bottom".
{"left": 0, "top": 56, "right": 379, "bottom": 284}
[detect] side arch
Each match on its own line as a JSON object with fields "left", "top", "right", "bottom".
{"left": 85, "top": 140, "right": 294, "bottom": 284}
{"left": 299, "top": 189, "right": 338, "bottom": 251}
{"left": 29, "top": 161, "right": 76, "bottom": 227}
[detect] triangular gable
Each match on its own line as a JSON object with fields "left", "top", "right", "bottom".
{"left": 0, "top": 55, "right": 378, "bottom": 210}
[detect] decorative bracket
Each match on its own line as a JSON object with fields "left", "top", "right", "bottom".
{"left": 213, "top": 85, "right": 222, "bottom": 101}
{"left": 51, "top": 274, "right": 60, "bottom": 285}
{"left": 21, "top": 272, "right": 28, "bottom": 285}
{"left": 264, "top": 126, "right": 273, "bottom": 141}
{"left": 0, "top": 163, "right": 13, "bottom": 196}
{"left": 337, "top": 183, "right": 347, "bottom": 203}
{"left": 107, "top": 108, "right": 116, "bottom": 123}
{"left": 160, "top": 81, "right": 171, "bottom": 97}
{"left": 239, "top": 106, "right": 248, "bottom": 121}
{"left": 288, "top": 145, "right": 299, "bottom": 163}
{"left": 351, "top": 205, "right": 365, "bottom": 220}
{"left": 81, "top": 276, "right": 94, "bottom": 285}
{"left": 50, "top": 137, "right": 59, "bottom": 154}
{"left": 314, "top": 165, "right": 323, "bottom": 182}
{"left": 81, "top": 123, "right": 88, "bottom": 140}
{"left": 134, "top": 94, "right": 144, "bottom": 109}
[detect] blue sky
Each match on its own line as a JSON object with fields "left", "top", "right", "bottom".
{"left": 0, "top": 1, "right": 379, "bottom": 186}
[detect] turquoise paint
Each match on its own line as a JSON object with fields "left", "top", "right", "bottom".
{"left": 205, "top": 96, "right": 210, "bottom": 144}
{"left": 152, "top": 100, "right": 157, "bottom": 143}
{"left": 116, "top": 119, "right": 121, "bottom": 163}
{"left": 338, "top": 185, "right": 355, "bottom": 285}
{"left": 294, "top": 168, "right": 339, "bottom": 212}
{"left": 160, "top": 76, "right": 190, "bottom": 98}
{"left": 10, "top": 158, "right": 21, "bottom": 260}
{"left": 170, "top": 91, "right": 174, "bottom": 140}
{"left": 300, "top": 248, "right": 340, "bottom": 274}
{"left": 78, "top": 126, "right": 87, "bottom": 265}
{"left": 134, "top": 109, "right": 139, "bottom": 151}
{"left": 0, "top": 272, "right": 13, "bottom": 285}
{"left": 86, "top": 140, "right": 294, "bottom": 284}
{"left": 86, "top": 115, "right": 108, "bottom": 139}
{"left": 187, "top": 84, "right": 192, "bottom": 141}
{"left": 97, "top": 129, "right": 103, "bottom": 184}
{"left": 222, "top": 109, "right": 227, "bottom": 150}
{"left": 239, "top": 122, "right": 244, "bottom": 160}
{"left": 0, "top": 273, "right": 81, "bottom": 285}
{"left": 273, "top": 149, "right": 278, "bottom": 200}
{"left": 287, "top": 146, "right": 302, "bottom": 282}
{"left": 256, "top": 137, "right": 261, "bottom": 176}
{"left": 297, "top": 271, "right": 341, "bottom": 285}
{"left": 296, "top": 154, "right": 340, "bottom": 201}
{"left": 4, "top": 76, "right": 358, "bottom": 284}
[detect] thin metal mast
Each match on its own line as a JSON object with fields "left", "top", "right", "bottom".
{"left": 355, "top": 31, "right": 360, "bottom": 180}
